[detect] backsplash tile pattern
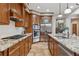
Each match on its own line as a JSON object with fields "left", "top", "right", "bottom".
{"left": 0, "top": 21, "right": 24, "bottom": 38}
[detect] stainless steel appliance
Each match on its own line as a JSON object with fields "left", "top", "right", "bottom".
{"left": 33, "top": 24, "right": 40, "bottom": 42}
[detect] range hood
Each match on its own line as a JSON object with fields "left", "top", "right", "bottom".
{"left": 10, "top": 16, "right": 23, "bottom": 22}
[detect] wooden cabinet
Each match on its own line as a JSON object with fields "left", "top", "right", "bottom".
{"left": 9, "top": 3, "right": 25, "bottom": 27}
{"left": 25, "top": 38, "right": 29, "bottom": 55}
{"left": 0, "top": 49, "right": 8, "bottom": 56}
{"left": 24, "top": 11, "right": 29, "bottom": 27}
{"left": 15, "top": 4, "right": 25, "bottom": 27}
{"left": 27, "top": 14, "right": 33, "bottom": 33}
{"left": 28, "top": 35, "right": 33, "bottom": 49}
{"left": 53, "top": 40, "right": 61, "bottom": 56}
{"left": 9, "top": 3, "right": 23, "bottom": 18}
{"left": 8, "top": 42, "right": 20, "bottom": 56}
{"left": 48, "top": 37, "right": 54, "bottom": 55}
{"left": 0, "top": 34, "right": 32, "bottom": 56}
{"left": 9, "top": 47, "right": 20, "bottom": 56}
{"left": 19, "top": 39, "right": 25, "bottom": 56}
{"left": 48, "top": 36, "right": 61, "bottom": 56}
{"left": 0, "top": 3, "right": 9, "bottom": 24}
{"left": 0, "top": 52, "right": 3, "bottom": 56}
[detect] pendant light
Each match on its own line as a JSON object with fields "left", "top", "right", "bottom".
{"left": 58, "top": 3, "right": 62, "bottom": 17}
{"left": 64, "top": 3, "right": 72, "bottom": 14}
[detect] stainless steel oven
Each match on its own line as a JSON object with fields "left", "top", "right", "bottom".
{"left": 32, "top": 24, "right": 40, "bottom": 42}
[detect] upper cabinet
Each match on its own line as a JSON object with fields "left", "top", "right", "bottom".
{"left": 40, "top": 16, "right": 52, "bottom": 24}
{"left": 0, "top": 4, "right": 9, "bottom": 24}
{"left": 26, "top": 14, "right": 33, "bottom": 33}
{"left": 9, "top": 3, "right": 23, "bottom": 19}
{"left": 24, "top": 11, "right": 30, "bottom": 27}
{"left": 9, "top": 3, "right": 25, "bottom": 27}
{"left": 32, "top": 14, "right": 40, "bottom": 24}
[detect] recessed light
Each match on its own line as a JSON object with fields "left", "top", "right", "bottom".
{"left": 46, "top": 9, "right": 50, "bottom": 12}
{"left": 37, "top": 6, "right": 40, "bottom": 9}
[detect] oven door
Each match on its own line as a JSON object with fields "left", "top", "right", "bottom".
{"left": 33, "top": 30, "right": 40, "bottom": 38}
{"left": 33, "top": 30, "right": 40, "bottom": 42}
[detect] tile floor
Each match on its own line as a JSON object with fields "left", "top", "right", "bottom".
{"left": 27, "top": 42, "right": 51, "bottom": 56}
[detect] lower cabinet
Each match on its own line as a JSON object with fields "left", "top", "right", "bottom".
{"left": 19, "top": 40, "right": 25, "bottom": 56}
{"left": 9, "top": 47, "right": 20, "bottom": 56}
{"left": 8, "top": 42, "right": 20, "bottom": 56}
{"left": 0, "top": 35, "right": 32, "bottom": 56}
{"left": 0, "top": 49, "right": 8, "bottom": 56}
{"left": 25, "top": 38, "right": 29, "bottom": 55}
{"left": 48, "top": 36, "right": 61, "bottom": 56}
{"left": 0, "top": 53, "right": 3, "bottom": 56}
{"left": 29, "top": 35, "right": 32, "bottom": 49}
{"left": 53, "top": 40, "right": 61, "bottom": 56}
{"left": 48, "top": 36, "right": 74, "bottom": 56}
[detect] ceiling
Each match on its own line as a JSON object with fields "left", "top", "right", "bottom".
{"left": 28, "top": 3, "right": 77, "bottom": 15}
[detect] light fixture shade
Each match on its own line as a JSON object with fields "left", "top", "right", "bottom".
{"left": 64, "top": 8, "right": 72, "bottom": 14}
{"left": 57, "top": 14, "right": 63, "bottom": 17}
{"left": 57, "top": 20, "right": 64, "bottom": 23}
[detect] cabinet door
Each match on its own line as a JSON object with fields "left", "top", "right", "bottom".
{"left": 20, "top": 45, "right": 25, "bottom": 56}
{"left": 24, "top": 11, "right": 29, "bottom": 27}
{"left": 9, "top": 3, "right": 15, "bottom": 9}
{"left": 48, "top": 36, "right": 50, "bottom": 49}
{"left": 15, "top": 4, "right": 25, "bottom": 27}
{"left": 0, "top": 4, "right": 9, "bottom": 24}
{"left": 29, "top": 36, "right": 32, "bottom": 49}
{"left": 0, "top": 52, "right": 3, "bottom": 56}
{"left": 15, "top": 4, "right": 23, "bottom": 17}
{"left": 9, "top": 47, "right": 20, "bottom": 56}
{"left": 53, "top": 40, "right": 61, "bottom": 56}
{"left": 25, "top": 39, "right": 29, "bottom": 55}
{"left": 19, "top": 40, "right": 25, "bottom": 56}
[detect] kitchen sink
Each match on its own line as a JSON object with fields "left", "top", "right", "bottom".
{"left": 2, "top": 35, "right": 26, "bottom": 39}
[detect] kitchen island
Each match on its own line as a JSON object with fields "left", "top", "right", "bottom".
{"left": 48, "top": 34, "right": 79, "bottom": 56}
{"left": 0, "top": 33, "right": 32, "bottom": 56}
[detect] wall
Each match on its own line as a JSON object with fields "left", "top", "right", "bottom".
{"left": 0, "top": 21, "right": 24, "bottom": 39}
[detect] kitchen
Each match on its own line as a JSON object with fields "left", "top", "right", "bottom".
{"left": 0, "top": 3, "right": 79, "bottom": 56}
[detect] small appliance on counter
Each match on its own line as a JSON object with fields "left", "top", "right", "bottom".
{"left": 32, "top": 24, "right": 40, "bottom": 43}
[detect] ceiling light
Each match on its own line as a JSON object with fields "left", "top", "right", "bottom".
{"left": 58, "top": 14, "right": 63, "bottom": 17}
{"left": 57, "top": 3, "right": 63, "bottom": 17}
{"left": 64, "top": 8, "right": 72, "bottom": 14}
{"left": 37, "top": 6, "right": 40, "bottom": 9}
{"left": 46, "top": 9, "right": 50, "bottom": 12}
{"left": 70, "top": 6, "right": 74, "bottom": 9}
{"left": 64, "top": 3, "right": 72, "bottom": 14}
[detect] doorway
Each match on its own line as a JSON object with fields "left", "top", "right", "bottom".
{"left": 72, "top": 24, "right": 78, "bottom": 35}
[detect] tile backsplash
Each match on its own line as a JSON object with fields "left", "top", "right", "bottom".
{"left": 0, "top": 21, "right": 24, "bottom": 38}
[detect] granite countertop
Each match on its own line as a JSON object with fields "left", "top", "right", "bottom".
{"left": 48, "top": 34, "right": 79, "bottom": 55}
{"left": 0, "top": 33, "right": 32, "bottom": 52}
